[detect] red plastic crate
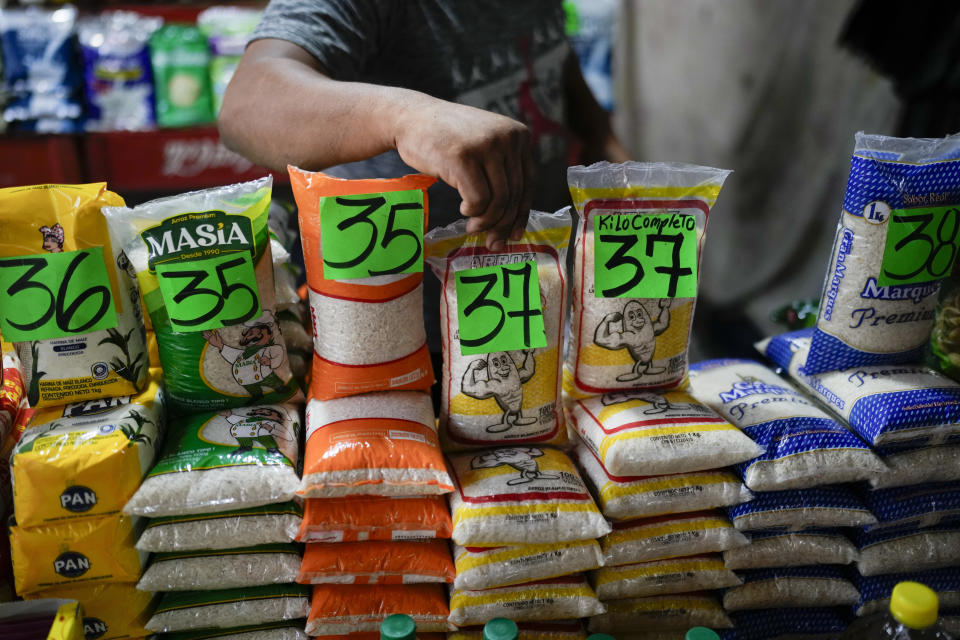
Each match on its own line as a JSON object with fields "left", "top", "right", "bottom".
{"left": 0, "top": 136, "right": 83, "bottom": 187}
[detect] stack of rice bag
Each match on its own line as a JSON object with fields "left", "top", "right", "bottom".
{"left": 0, "top": 348, "right": 26, "bottom": 602}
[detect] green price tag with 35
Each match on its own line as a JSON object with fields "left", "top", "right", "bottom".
{"left": 320, "top": 189, "right": 424, "bottom": 279}
{"left": 155, "top": 252, "right": 261, "bottom": 332}
{"left": 594, "top": 212, "right": 698, "bottom": 298}
{"left": 0, "top": 247, "right": 118, "bottom": 342}
{"left": 455, "top": 261, "right": 547, "bottom": 355}
{"left": 878, "top": 205, "right": 960, "bottom": 286}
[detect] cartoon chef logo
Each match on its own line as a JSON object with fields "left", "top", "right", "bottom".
{"left": 594, "top": 299, "right": 671, "bottom": 382}
{"left": 39, "top": 223, "right": 64, "bottom": 252}
{"left": 461, "top": 349, "right": 537, "bottom": 433}
{"left": 215, "top": 406, "right": 293, "bottom": 456}
{"left": 202, "top": 310, "right": 289, "bottom": 398}
{"left": 470, "top": 447, "right": 560, "bottom": 486}
{"left": 601, "top": 390, "right": 674, "bottom": 414}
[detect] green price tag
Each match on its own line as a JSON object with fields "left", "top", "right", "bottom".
{"left": 155, "top": 252, "right": 261, "bottom": 332}
{"left": 594, "top": 212, "right": 698, "bottom": 298}
{"left": 455, "top": 261, "right": 547, "bottom": 355}
{"left": 879, "top": 206, "right": 960, "bottom": 286}
{"left": 0, "top": 247, "right": 118, "bottom": 342}
{"left": 320, "top": 189, "right": 424, "bottom": 279}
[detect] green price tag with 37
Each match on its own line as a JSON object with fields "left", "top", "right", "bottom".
{"left": 320, "top": 189, "right": 424, "bottom": 279}
{"left": 0, "top": 247, "right": 118, "bottom": 342}
{"left": 455, "top": 261, "right": 547, "bottom": 356}
{"left": 878, "top": 205, "right": 960, "bottom": 286}
{"left": 155, "top": 252, "right": 261, "bottom": 332}
{"left": 594, "top": 212, "right": 698, "bottom": 298}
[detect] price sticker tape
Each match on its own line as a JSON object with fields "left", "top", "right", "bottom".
{"left": 879, "top": 205, "right": 960, "bottom": 286}
{"left": 155, "top": 252, "right": 261, "bottom": 332}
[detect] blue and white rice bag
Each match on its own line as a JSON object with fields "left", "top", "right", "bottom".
{"left": 727, "top": 486, "right": 876, "bottom": 532}
{"left": 722, "top": 528, "right": 859, "bottom": 570}
{"left": 855, "top": 567, "right": 960, "bottom": 616}
{"left": 721, "top": 608, "right": 850, "bottom": 640}
{"left": 807, "top": 132, "right": 960, "bottom": 374}
{"left": 856, "top": 522, "right": 960, "bottom": 577}
{"left": 689, "top": 358, "right": 885, "bottom": 491}
{"left": 723, "top": 566, "right": 860, "bottom": 611}
{"left": 870, "top": 443, "right": 960, "bottom": 489}
{"left": 863, "top": 482, "right": 960, "bottom": 531}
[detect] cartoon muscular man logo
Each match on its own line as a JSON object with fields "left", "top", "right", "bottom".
{"left": 39, "top": 224, "right": 64, "bottom": 252}
{"left": 594, "top": 299, "right": 671, "bottom": 382}
{"left": 470, "top": 447, "right": 561, "bottom": 486}
{"left": 601, "top": 390, "right": 673, "bottom": 414}
{"left": 462, "top": 349, "right": 536, "bottom": 433}
{"left": 222, "top": 406, "right": 292, "bottom": 455}
{"left": 202, "top": 310, "right": 289, "bottom": 398}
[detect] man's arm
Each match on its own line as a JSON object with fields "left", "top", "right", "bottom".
{"left": 564, "top": 51, "right": 630, "bottom": 164}
{"left": 219, "top": 39, "right": 532, "bottom": 250}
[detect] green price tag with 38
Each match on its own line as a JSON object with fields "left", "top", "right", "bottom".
{"left": 0, "top": 247, "right": 118, "bottom": 342}
{"left": 878, "top": 205, "right": 960, "bottom": 286}
{"left": 155, "top": 252, "right": 261, "bottom": 332}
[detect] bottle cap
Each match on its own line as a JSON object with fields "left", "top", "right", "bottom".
{"left": 381, "top": 614, "right": 417, "bottom": 640}
{"left": 587, "top": 635, "right": 618, "bottom": 640}
{"left": 891, "top": 581, "right": 939, "bottom": 630}
{"left": 483, "top": 618, "right": 519, "bottom": 640}
{"left": 686, "top": 628, "right": 720, "bottom": 640}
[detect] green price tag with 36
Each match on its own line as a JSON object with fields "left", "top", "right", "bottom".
{"left": 155, "top": 252, "right": 261, "bottom": 332}
{"left": 878, "top": 206, "right": 960, "bottom": 286}
{"left": 0, "top": 247, "right": 118, "bottom": 342}
{"left": 320, "top": 189, "right": 424, "bottom": 279}
{"left": 594, "top": 212, "right": 698, "bottom": 298}
{"left": 455, "top": 261, "right": 547, "bottom": 356}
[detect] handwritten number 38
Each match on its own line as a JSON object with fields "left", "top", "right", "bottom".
{"left": 883, "top": 208, "right": 960, "bottom": 282}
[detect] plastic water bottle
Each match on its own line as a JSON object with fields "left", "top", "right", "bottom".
{"left": 483, "top": 618, "right": 519, "bottom": 640}
{"left": 844, "top": 581, "right": 955, "bottom": 640}
{"left": 381, "top": 614, "right": 417, "bottom": 640}
{"left": 686, "top": 627, "right": 721, "bottom": 640}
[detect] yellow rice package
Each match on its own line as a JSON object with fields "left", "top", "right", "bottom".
{"left": 26, "top": 582, "right": 156, "bottom": 640}
{"left": 448, "top": 575, "right": 605, "bottom": 627}
{"left": 10, "top": 515, "right": 146, "bottom": 595}
{"left": 12, "top": 371, "right": 165, "bottom": 528}
{"left": 566, "top": 162, "right": 730, "bottom": 394}
{"left": 448, "top": 621, "right": 587, "bottom": 640}
{"left": 425, "top": 209, "right": 570, "bottom": 450}
{"left": 0, "top": 183, "right": 149, "bottom": 408}
{"left": 453, "top": 539, "right": 603, "bottom": 590}
{"left": 0, "top": 599, "right": 86, "bottom": 640}
{"left": 590, "top": 553, "right": 741, "bottom": 600}
{"left": 600, "top": 510, "right": 749, "bottom": 567}
{"left": 587, "top": 593, "right": 733, "bottom": 634}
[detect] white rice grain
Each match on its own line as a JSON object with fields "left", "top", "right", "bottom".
{"left": 722, "top": 570, "right": 860, "bottom": 611}
{"left": 137, "top": 548, "right": 301, "bottom": 591}
{"left": 146, "top": 591, "right": 310, "bottom": 633}
{"left": 591, "top": 554, "right": 741, "bottom": 600}
{"left": 869, "top": 445, "right": 960, "bottom": 489}
{"left": 448, "top": 576, "right": 605, "bottom": 627}
{"left": 587, "top": 594, "right": 733, "bottom": 633}
{"left": 722, "top": 531, "right": 859, "bottom": 570}
{"left": 135, "top": 508, "right": 301, "bottom": 552}
{"left": 601, "top": 512, "right": 749, "bottom": 567}
{"left": 858, "top": 528, "right": 960, "bottom": 576}
{"left": 453, "top": 540, "right": 603, "bottom": 591}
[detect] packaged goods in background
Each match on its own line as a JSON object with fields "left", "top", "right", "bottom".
{"left": 0, "top": 599, "right": 87, "bottom": 640}
{"left": 591, "top": 553, "right": 741, "bottom": 599}
{"left": 869, "top": 444, "right": 960, "bottom": 489}
{"left": 0, "top": 183, "right": 149, "bottom": 408}
{"left": 807, "top": 132, "right": 960, "bottom": 374}
{"left": 137, "top": 543, "right": 301, "bottom": 591}
{"left": 0, "top": 351, "right": 24, "bottom": 456}
{"left": 146, "top": 584, "right": 311, "bottom": 633}
{"left": 727, "top": 486, "right": 877, "bottom": 531}
{"left": 298, "top": 540, "right": 454, "bottom": 584}
{"left": 290, "top": 169, "right": 436, "bottom": 400}
{"left": 448, "top": 575, "right": 604, "bottom": 626}
{"left": 124, "top": 404, "right": 300, "bottom": 517}
{"left": 103, "top": 177, "right": 301, "bottom": 414}
{"left": 136, "top": 502, "right": 301, "bottom": 552}
{"left": 862, "top": 482, "right": 960, "bottom": 530}
{"left": 449, "top": 620, "right": 587, "bottom": 640}
{"left": 723, "top": 608, "right": 849, "bottom": 640}
{"left": 576, "top": 443, "right": 752, "bottom": 520}
{"left": 854, "top": 568, "right": 960, "bottom": 617}
{"left": 10, "top": 515, "right": 145, "bottom": 595}
{"left": 278, "top": 309, "right": 312, "bottom": 386}
{"left": 600, "top": 511, "right": 749, "bottom": 567}
{"left": 148, "top": 24, "right": 214, "bottom": 127}
{"left": 453, "top": 539, "right": 603, "bottom": 590}
{"left": 722, "top": 566, "right": 860, "bottom": 611}
{"left": 296, "top": 495, "right": 451, "bottom": 543}
{"left": 447, "top": 446, "right": 610, "bottom": 545}
{"left": 159, "top": 620, "right": 309, "bottom": 640}
{"left": 196, "top": 6, "right": 261, "bottom": 114}
{"left": 856, "top": 522, "right": 960, "bottom": 576}
{"left": 25, "top": 581, "right": 156, "bottom": 640}
{"left": 12, "top": 371, "right": 164, "bottom": 528}
{"left": 688, "top": 359, "right": 885, "bottom": 490}
{"left": 587, "top": 593, "right": 733, "bottom": 633}
{"left": 931, "top": 266, "right": 960, "bottom": 381}
{"left": 570, "top": 390, "right": 762, "bottom": 476}
{"left": 300, "top": 392, "right": 452, "bottom": 497}
{"left": 722, "top": 528, "right": 859, "bottom": 570}
{"left": 424, "top": 208, "right": 570, "bottom": 450}
{"left": 305, "top": 583, "right": 451, "bottom": 635}
{"left": 566, "top": 161, "right": 731, "bottom": 394}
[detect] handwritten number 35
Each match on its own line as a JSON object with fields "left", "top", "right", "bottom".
{"left": 323, "top": 196, "right": 422, "bottom": 276}
{"left": 158, "top": 256, "right": 258, "bottom": 327}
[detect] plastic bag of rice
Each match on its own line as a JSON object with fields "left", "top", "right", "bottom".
{"left": 306, "top": 583, "right": 452, "bottom": 635}
{"left": 136, "top": 502, "right": 302, "bottom": 552}
{"left": 688, "top": 359, "right": 885, "bottom": 490}
{"left": 103, "top": 176, "right": 302, "bottom": 415}
{"left": 124, "top": 404, "right": 300, "bottom": 517}
{"left": 296, "top": 495, "right": 451, "bottom": 543}
{"left": 300, "top": 392, "right": 452, "bottom": 498}
{"left": 137, "top": 544, "right": 301, "bottom": 591}
{"left": 870, "top": 444, "right": 960, "bottom": 488}
{"left": 806, "top": 132, "right": 960, "bottom": 374}
{"left": 722, "top": 567, "right": 860, "bottom": 611}
{"left": 855, "top": 568, "right": 960, "bottom": 617}
{"left": 146, "top": 584, "right": 311, "bottom": 633}
{"left": 424, "top": 208, "right": 569, "bottom": 450}
{"left": 453, "top": 539, "right": 603, "bottom": 590}
{"left": 591, "top": 553, "right": 741, "bottom": 600}
{"left": 160, "top": 620, "right": 309, "bottom": 640}
{"left": 863, "top": 481, "right": 960, "bottom": 530}
{"left": 449, "top": 621, "right": 587, "bottom": 640}
{"left": 25, "top": 581, "right": 156, "bottom": 640}
{"left": 587, "top": 593, "right": 733, "bottom": 633}
{"left": 759, "top": 329, "right": 960, "bottom": 449}
{"left": 448, "top": 446, "right": 610, "bottom": 545}
{"left": 856, "top": 522, "right": 960, "bottom": 576}
{"left": 601, "top": 510, "right": 749, "bottom": 566}
{"left": 290, "top": 168, "right": 436, "bottom": 400}
{"left": 576, "top": 443, "right": 752, "bottom": 520}
{"left": 298, "top": 540, "right": 454, "bottom": 584}
{"left": 312, "top": 634, "right": 443, "bottom": 640}
{"left": 566, "top": 161, "right": 731, "bottom": 394}
{"left": 270, "top": 236, "right": 301, "bottom": 312}
{"left": 448, "top": 575, "right": 604, "bottom": 626}
{"left": 727, "top": 486, "right": 877, "bottom": 531}
{"left": 724, "top": 608, "right": 849, "bottom": 640}
{"left": 570, "top": 390, "right": 762, "bottom": 476}
{"left": 11, "top": 370, "right": 165, "bottom": 528}
{"left": 722, "top": 528, "right": 858, "bottom": 570}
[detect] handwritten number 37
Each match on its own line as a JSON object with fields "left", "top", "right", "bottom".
{"left": 323, "top": 195, "right": 422, "bottom": 276}
{"left": 460, "top": 263, "right": 543, "bottom": 348}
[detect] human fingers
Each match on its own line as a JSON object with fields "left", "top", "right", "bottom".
{"left": 510, "top": 138, "right": 534, "bottom": 241}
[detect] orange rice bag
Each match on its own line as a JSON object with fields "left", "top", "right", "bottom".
{"left": 297, "top": 496, "right": 452, "bottom": 543}
{"left": 305, "top": 583, "right": 452, "bottom": 635}
{"left": 298, "top": 540, "right": 454, "bottom": 585}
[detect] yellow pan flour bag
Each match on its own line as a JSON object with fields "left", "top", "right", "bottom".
{"left": 566, "top": 162, "right": 730, "bottom": 394}
{"left": 26, "top": 582, "right": 156, "bottom": 640}
{"left": 102, "top": 177, "right": 300, "bottom": 415}
{"left": 11, "top": 370, "right": 165, "bottom": 528}
{"left": 0, "top": 183, "right": 149, "bottom": 408}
